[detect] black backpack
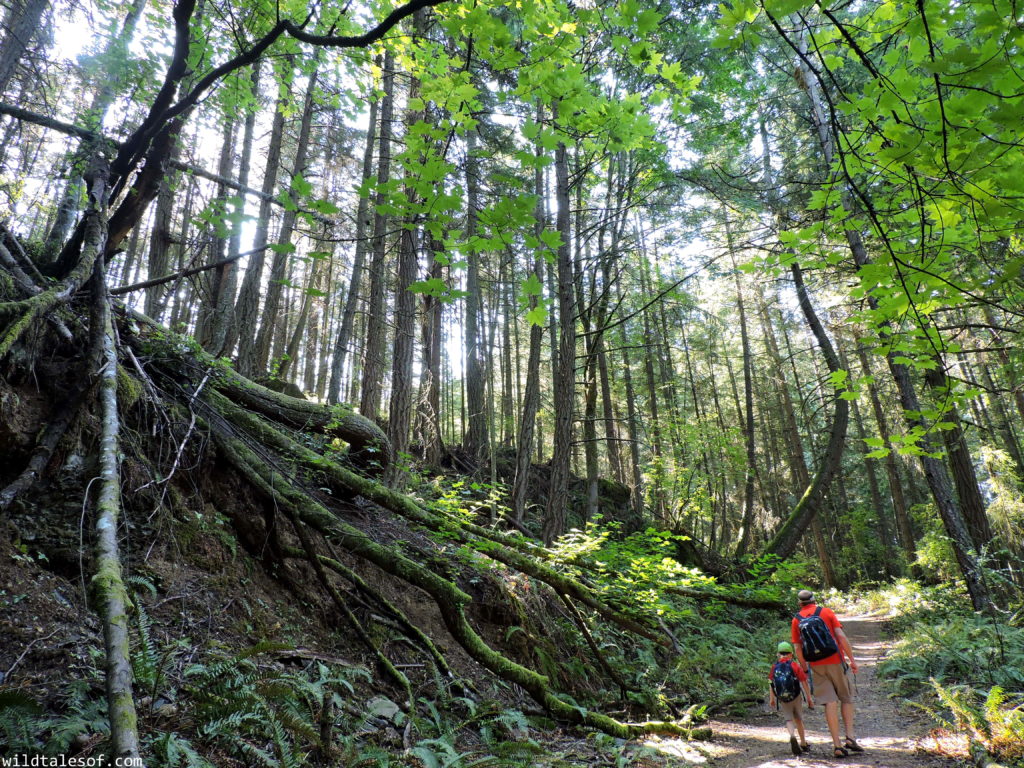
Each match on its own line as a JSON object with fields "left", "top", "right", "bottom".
{"left": 795, "top": 606, "right": 839, "bottom": 662}
{"left": 771, "top": 660, "right": 801, "bottom": 703}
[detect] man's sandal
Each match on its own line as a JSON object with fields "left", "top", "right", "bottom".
{"left": 844, "top": 738, "right": 865, "bottom": 753}
{"left": 801, "top": 743, "right": 811, "bottom": 752}
{"left": 833, "top": 746, "right": 849, "bottom": 758}
{"left": 790, "top": 736, "right": 801, "bottom": 756}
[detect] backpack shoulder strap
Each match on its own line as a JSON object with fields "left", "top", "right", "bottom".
{"left": 813, "top": 606, "right": 823, "bottom": 617}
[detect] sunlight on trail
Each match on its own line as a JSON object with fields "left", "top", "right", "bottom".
{"left": 642, "top": 735, "right": 710, "bottom": 763}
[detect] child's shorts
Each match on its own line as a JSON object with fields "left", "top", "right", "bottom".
{"left": 778, "top": 698, "right": 803, "bottom": 721}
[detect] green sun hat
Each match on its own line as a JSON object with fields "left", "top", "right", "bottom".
{"left": 777, "top": 641, "right": 794, "bottom": 654}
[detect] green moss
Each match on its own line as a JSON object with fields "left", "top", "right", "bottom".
{"left": 90, "top": 555, "right": 131, "bottom": 609}
{"left": 116, "top": 366, "right": 143, "bottom": 409}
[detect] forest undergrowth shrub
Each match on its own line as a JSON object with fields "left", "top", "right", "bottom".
{"left": 581, "top": 527, "right": 786, "bottom": 714}
{"left": 911, "top": 504, "right": 962, "bottom": 582}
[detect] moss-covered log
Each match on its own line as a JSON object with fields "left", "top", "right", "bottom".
{"left": 210, "top": 364, "right": 389, "bottom": 472}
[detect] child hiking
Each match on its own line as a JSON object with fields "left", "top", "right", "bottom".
{"left": 768, "top": 640, "right": 814, "bottom": 756}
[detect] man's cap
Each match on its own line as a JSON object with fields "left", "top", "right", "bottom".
{"left": 797, "top": 589, "right": 815, "bottom": 604}
{"left": 777, "top": 641, "right": 794, "bottom": 654}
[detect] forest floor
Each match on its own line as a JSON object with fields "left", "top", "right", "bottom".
{"left": 633, "top": 615, "right": 963, "bottom": 768}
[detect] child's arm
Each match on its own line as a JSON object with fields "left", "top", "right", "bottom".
{"left": 801, "top": 679, "right": 814, "bottom": 709}
{"left": 768, "top": 684, "right": 776, "bottom": 708}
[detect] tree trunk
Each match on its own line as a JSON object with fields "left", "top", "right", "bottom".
{"left": 0, "top": 0, "right": 48, "bottom": 97}
{"left": 144, "top": 158, "right": 179, "bottom": 320}
{"left": 726, "top": 216, "right": 758, "bottom": 558}
{"left": 416, "top": 234, "right": 445, "bottom": 469}
{"left": 792, "top": 35, "right": 992, "bottom": 610}
{"left": 253, "top": 69, "right": 318, "bottom": 375}
{"left": 463, "top": 129, "right": 488, "bottom": 462}
{"left": 856, "top": 345, "right": 918, "bottom": 567}
{"left": 42, "top": 0, "right": 150, "bottom": 260}
{"left": 762, "top": 263, "right": 849, "bottom": 564}
{"left": 236, "top": 84, "right": 288, "bottom": 377}
{"left": 542, "top": 124, "right": 575, "bottom": 545}
{"left": 512, "top": 106, "right": 546, "bottom": 522}
{"left": 386, "top": 22, "right": 425, "bottom": 486}
{"left": 924, "top": 366, "right": 995, "bottom": 551}
{"left": 220, "top": 66, "right": 259, "bottom": 356}
{"left": 327, "top": 79, "right": 379, "bottom": 404}
{"left": 359, "top": 48, "right": 395, "bottom": 422}
{"left": 194, "top": 116, "right": 236, "bottom": 346}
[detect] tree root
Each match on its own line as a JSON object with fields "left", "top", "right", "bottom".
{"left": 288, "top": 548, "right": 453, "bottom": 678}
{"left": 117, "top": 319, "right": 715, "bottom": 739}
{"left": 0, "top": 207, "right": 106, "bottom": 356}
{"left": 200, "top": 394, "right": 691, "bottom": 738}
{"left": 126, "top": 308, "right": 389, "bottom": 472}
{"left": 558, "top": 592, "right": 634, "bottom": 700}
{"left": 283, "top": 516, "right": 414, "bottom": 702}
{"left": 0, "top": 380, "right": 89, "bottom": 513}
{"left": 207, "top": 359, "right": 389, "bottom": 472}
{"left": 206, "top": 388, "right": 667, "bottom": 646}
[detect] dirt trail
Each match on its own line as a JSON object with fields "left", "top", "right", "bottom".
{"left": 690, "top": 615, "right": 957, "bottom": 767}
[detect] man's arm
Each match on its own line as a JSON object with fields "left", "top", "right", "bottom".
{"left": 792, "top": 619, "right": 808, "bottom": 669}
{"left": 834, "top": 627, "right": 859, "bottom": 673}
{"left": 794, "top": 640, "right": 808, "bottom": 670}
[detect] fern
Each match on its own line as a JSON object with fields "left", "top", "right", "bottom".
{"left": 46, "top": 681, "right": 110, "bottom": 754}
{"left": 180, "top": 644, "right": 367, "bottom": 768}
{"left": 0, "top": 690, "right": 44, "bottom": 753}
{"left": 150, "top": 732, "right": 215, "bottom": 768}
{"left": 925, "top": 680, "right": 1024, "bottom": 765}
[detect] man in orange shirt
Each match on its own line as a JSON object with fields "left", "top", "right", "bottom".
{"left": 791, "top": 590, "right": 862, "bottom": 758}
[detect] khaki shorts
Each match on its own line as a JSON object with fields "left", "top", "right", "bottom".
{"left": 811, "top": 663, "right": 852, "bottom": 704}
{"left": 778, "top": 697, "right": 804, "bottom": 721}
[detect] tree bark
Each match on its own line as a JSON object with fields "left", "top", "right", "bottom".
{"left": 727, "top": 216, "right": 758, "bottom": 558}
{"left": 512, "top": 103, "right": 546, "bottom": 523}
{"left": 86, "top": 168, "right": 141, "bottom": 761}
{"left": 0, "top": 0, "right": 48, "bottom": 100}
{"left": 253, "top": 68, "right": 318, "bottom": 374}
{"left": 856, "top": 346, "right": 918, "bottom": 567}
{"left": 762, "top": 263, "right": 849, "bottom": 563}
